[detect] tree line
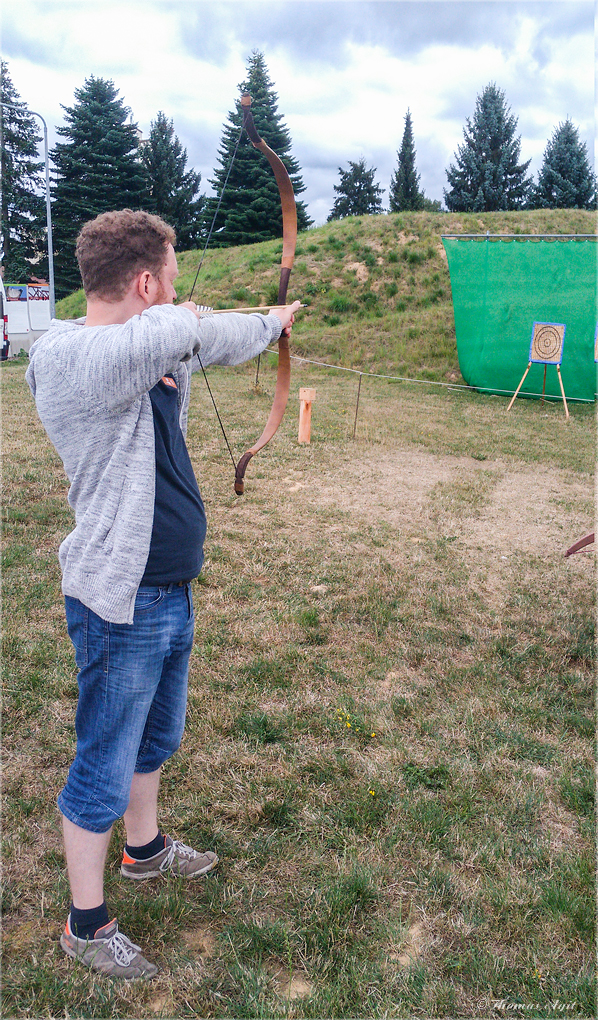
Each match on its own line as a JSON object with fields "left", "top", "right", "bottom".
{"left": 328, "top": 84, "right": 596, "bottom": 220}
{"left": 1, "top": 53, "right": 595, "bottom": 298}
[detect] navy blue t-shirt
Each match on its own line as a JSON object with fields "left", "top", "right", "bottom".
{"left": 141, "top": 374, "right": 206, "bottom": 585}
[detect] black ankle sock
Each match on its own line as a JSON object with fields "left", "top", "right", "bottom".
{"left": 125, "top": 829, "right": 165, "bottom": 861}
{"left": 70, "top": 901, "right": 110, "bottom": 941}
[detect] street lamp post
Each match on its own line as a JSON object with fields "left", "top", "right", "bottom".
{"left": 1, "top": 102, "right": 55, "bottom": 318}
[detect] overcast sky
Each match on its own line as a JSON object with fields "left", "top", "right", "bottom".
{"left": 4, "top": 0, "right": 595, "bottom": 225}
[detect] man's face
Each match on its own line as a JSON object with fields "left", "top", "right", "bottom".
{"left": 153, "top": 244, "right": 178, "bottom": 305}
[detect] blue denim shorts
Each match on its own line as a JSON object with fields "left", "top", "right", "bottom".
{"left": 58, "top": 584, "right": 194, "bottom": 833}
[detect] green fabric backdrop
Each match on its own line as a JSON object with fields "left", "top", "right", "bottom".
{"left": 442, "top": 237, "right": 597, "bottom": 401}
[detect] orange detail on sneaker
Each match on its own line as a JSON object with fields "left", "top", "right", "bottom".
{"left": 60, "top": 914, "right": 158, "bottom": 979}
{"left": 120, "top": 834, "right": 218, "bottom": 880}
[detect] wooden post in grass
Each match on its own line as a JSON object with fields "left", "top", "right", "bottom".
{"left": 352, "top": 374, "right": 363, "bottom": 439}
{"left": 298, "top": 388, "right": 316, "bottom": 443}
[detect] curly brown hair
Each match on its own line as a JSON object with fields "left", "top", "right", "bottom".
{"left": 76, "top": 210, "right": 177, "bottom": 300}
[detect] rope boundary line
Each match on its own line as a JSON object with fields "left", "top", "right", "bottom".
{"left": 260, "top": 349, "right": 596, "bottom": 404}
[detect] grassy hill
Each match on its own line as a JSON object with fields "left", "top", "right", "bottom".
{"left": 56, "top": 209, "right": 596, "bottom": 383}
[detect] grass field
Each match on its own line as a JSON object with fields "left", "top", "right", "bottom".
{"left": 2, "top": 348, "right": 595, "bottom": 1019}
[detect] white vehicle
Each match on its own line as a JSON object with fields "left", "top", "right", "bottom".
{"left": 2, "top": 281, "right": 51, "bottom": 356}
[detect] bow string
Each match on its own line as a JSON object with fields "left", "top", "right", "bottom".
{"left": 188, "top": 93, "right": 297, "bottom": 494}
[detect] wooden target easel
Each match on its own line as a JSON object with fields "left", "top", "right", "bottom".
{"left": 507, "top": 321, "right": 568, "bottom": 419}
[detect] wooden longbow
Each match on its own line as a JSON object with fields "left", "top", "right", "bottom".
{"left": 565, "top": 533, "right": 594, "bottom": 557}
{"left": 232, "top": 93, "right": 297, "bottom": 495}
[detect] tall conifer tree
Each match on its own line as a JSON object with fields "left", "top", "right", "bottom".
{"left": 0, "top": 61, "right": 47, "bottom": 281}
{"left": 444, "top": 83, "right": 532, "bottom": 211}
{"left": 389, "top": 110, "right": 424, "bottom": 212}
{"left": 51, "top": 76, "right": 147, "bottom": 296}
{"left": 531, "top": 119, "right": 596, "bottom": 209}
{"left": 327, "top": 158, "right": 384, "bottom": 220}
{"left": 141, "top": 111, "right": 205, "bottom": 249}
{"left": 206, "top": 51, "right": 312, "bottom": 247}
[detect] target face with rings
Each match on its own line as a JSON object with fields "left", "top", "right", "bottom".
{"left": 529, "top": 322, "right": 565, "bottom": 365}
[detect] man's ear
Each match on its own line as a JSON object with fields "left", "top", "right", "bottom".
{"left": 136, "top": 270, "right": 154, "bottom": 305}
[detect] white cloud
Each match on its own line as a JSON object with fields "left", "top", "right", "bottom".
{"left": 4, "top": 0, "right": 594, "bottom": 223}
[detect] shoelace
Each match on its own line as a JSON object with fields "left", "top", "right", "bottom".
{"left": 104, "top": 929, "right": 142, "bottom": 967}
{"left": 159, "top": 839, "right": 198, "bottom": 872}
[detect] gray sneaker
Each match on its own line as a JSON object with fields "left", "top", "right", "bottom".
{"left": 60, "top": 916, "right": 158, "bottom": 979}
{"left": 120, "top": 834, "right": 218, "bottom": 880}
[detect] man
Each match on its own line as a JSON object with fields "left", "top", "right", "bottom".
{"left": 26, "top": 209, "right": 300, "bottom": 979}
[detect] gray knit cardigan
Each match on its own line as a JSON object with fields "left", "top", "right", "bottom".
{"left": 26, "top": 304, "right": 282, "bottom": 623}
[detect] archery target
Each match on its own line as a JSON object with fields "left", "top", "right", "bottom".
{"left": 594, "top": 325, "right": 598, "bottom": 363}
{"left": 529, "top": 322, "right": 565, "bottom": 365}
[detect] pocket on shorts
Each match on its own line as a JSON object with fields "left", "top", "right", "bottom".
{"left": 134, "top": 589, "right": 166, "bottom": 613}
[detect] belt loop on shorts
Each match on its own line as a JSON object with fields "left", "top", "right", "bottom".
{"left": 148, "top": 580, "right": 192, "bottom": 592}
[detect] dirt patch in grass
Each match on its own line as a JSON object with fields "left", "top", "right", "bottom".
{"left": 267, "top": 962, "right": 313, "bottom": 1000}
{"left": 389, "top": 919, "right": 427, "bottom": 967}
{"left": 289, "top": 446, "right": 594, "bottom": 612}
{"left": 541, "top": 800, "right": 583, "bottom": 853}
{"left": 378, "top": 668, "right": 428, "bottom": 698}
{"left": 181, "top": 926, "right": 218, "bottom": 959}
{"left": 147, "top": 993, "right": 173, "bottom": 1015}
{"left": 309, "top": 448, "right": 591, "bottom": 557}
{"left": 346, "top": 261, "right": 369, "bottom": 282}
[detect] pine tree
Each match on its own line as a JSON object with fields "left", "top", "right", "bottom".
{"left": 531, "top": 119, "right": 596, "bottom": 209}
{"left": 205, "top": 51, "right": 312, "bottom": 247}
{"left": 421, "top": 196, "right": 443, "bottom": 212}
{"left": 389, "top": 110, "right": 424, "bottom": 212}
{"left": 141, "top": 111, "right": 205, "bottom": 249}
{"left": 327, "top": 158, "right": 384, "bottom": 220}
{"left": 444, "top": 83, "right": 532, "bottom": 211}
{"left": 0, "top": 61, "right": 47, "bottom": 281}
{"left": 51, "top": 76, "right": 147, "bottom": 296}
